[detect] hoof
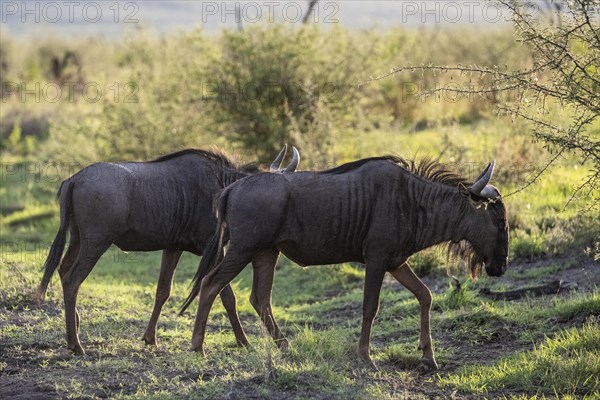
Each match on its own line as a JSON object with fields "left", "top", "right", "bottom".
{"left": 34, "top": 293, "right": 45, "bottom": 304}
{"left": 421, "top": 357, "right": 438, "bottom": 370}
{"left": 358, "top": 352, "right": 379, "bottom": 370}
{"left": 190, "top": 346, "right": 206, "bottom": 356}
{"left": 276, "top": 338, "right": 289, "bottom": 351}
{"left": 363, "top": 359, "right": 379, "bottom": 371}
{"left": 368, "top": 361, "right": 380, "bottom": 371}
{"left": 70, "top": 345, "right": 85, "bottom": 356}
{"left": 142, "top": 335, "right": 157, "bottom": 346}
{"left": 239, "top": 342, "right": 254, "bottom": 350}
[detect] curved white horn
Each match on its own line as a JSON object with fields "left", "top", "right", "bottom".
{"left": 284, "top": 146, "right": 300, "bottom": 173}
{"left": 270, "top": 145, "right": 287, "bottom": 171}
{"left": 480, "top": 185, "right": 500, "bottom": 198}
{"left": 469, "top": 160, "right": 496, "bottom": 195}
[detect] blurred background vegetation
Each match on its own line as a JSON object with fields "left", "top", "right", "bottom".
{"left": 0, "top": 21, "right": 598, "bottom": 267}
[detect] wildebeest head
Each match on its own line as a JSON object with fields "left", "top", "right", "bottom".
{"left": 453, "top": 161, "right": 509, "bottom": 278}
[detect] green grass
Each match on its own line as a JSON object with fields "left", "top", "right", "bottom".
{"left": 439, "top": 318, "right": 600, "bottom": 398}
{"left": 0, "top": 257, "right": 423, "bottom": 399}
{"left": 2, "top": 237, "right": 598, "bottom": 399}
{"left": 1, "top": 203, "right": 57, "bottom": 227}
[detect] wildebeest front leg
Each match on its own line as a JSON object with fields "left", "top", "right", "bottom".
{"left": 249, "top": 248, "right": 287, "bottom": 349}
{"left": 142, "top": 250, "right": 183, "bottom": 345}
{"left": 191, "top": 249, "right": 252, "bottom": 354}
{"left": 358, "top": 262, "right": 387, "bottom": 369}
{"left": 389, "top": 263, "right": 438, "bottom": 370}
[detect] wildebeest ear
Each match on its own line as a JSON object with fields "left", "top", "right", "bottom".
{"left": 458, "top": 183, "right": 470, "bottom": 198}
{"left": 459, "top": 183, "right": 487, "bottom": 207}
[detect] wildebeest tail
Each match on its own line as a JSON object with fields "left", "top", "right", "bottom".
{"left": 37, "top": 179, "right": 74, "bottom": 301}
{"left": 179, "top": 187, "right": 231, "bottom": 315}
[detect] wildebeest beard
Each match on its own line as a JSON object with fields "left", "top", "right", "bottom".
{"left": 447, "top": 240, "right": 484, "bottom": 279}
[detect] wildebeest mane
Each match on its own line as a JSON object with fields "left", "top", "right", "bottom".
{"left": 323, "top": 155, "right": 470, "bottom": 187}
{"left": 322, "top": 156, "right": 397, "bottom": 175}
{"left": 400, "top": 157, "right": 471, "bottom": 187}
{"left": 150, "top": 149, "right": 259, "bottom": 173}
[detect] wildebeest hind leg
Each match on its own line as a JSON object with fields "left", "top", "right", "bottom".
{"left": 61, "top": 239, "right": 111, "bottom": 355}
{"left": 219, "top": 284, "right": 251, "bottom": 347}
{"left": 191, "top": 249, "right": 252, "bottom": 354}
{"left": 58, "top": 241, "right": 81, "bottom": 331}
{"left": 249, "top": 247, "right": 287, "bottom": 349}
{"left": 142, "top": 250, "right": 183, "bottom": 345}
{"left": 389, "top": 263, "right": 438, "bottom": 370}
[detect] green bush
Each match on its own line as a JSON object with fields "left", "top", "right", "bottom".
{"left": 511, "top": 230, "right": 546, "bottom": 260}
{"left": 2, "top": 204, "right": 56, "bottom": 227}
{"left": 409, "top": 249, "right": 445, "bottom": 277}
{"left": 546, "top": 214, "right": 600, "bottom": 259}
{"left": 44, "top": 30, "right": 219, "bottom": 163}
{"left": 204, "top": 25, "right": 376, "bottom": 164}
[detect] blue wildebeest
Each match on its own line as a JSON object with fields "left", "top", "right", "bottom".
{"left": 180, "top": 156, "right": 508, "bottom": 369}
{"left": 37, "top": 146, "right": 300, "bottom": 355}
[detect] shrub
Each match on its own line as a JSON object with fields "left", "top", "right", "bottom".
{"left": 44, "top": 30, "right": 219, "bottom": 163}
{"left": 511, "top": 230, "right": 546, "bottom": 260}
{"left": 546, "top": 214, "right": 600, "bottom": 259}
{"left": 409, "top": 249, "right": 445, "bottom": 277}
{"left": 205, "top": 25, "right": 374, "bottom": 165}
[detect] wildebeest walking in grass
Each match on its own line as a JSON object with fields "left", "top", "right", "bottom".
{"left": 37, "top": 146, "right": 299, "bottom": 355}
{"left": 181, "top": 156, "right": 509, "bottom": 369}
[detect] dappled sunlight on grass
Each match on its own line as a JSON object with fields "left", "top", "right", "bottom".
{"left": 439, "top": 318, "right": 600, "bottom": 397}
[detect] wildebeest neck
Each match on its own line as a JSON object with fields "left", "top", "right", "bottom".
{"left": 399, "top": 174, "right": 470, "bottom": 255}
